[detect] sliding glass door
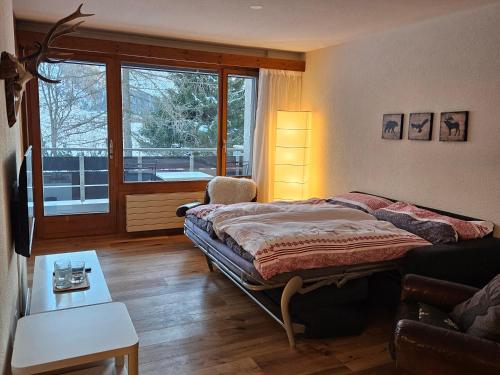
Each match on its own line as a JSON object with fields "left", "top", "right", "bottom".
{"left": 29, "top": 55, "right": 118, "bottom": 238}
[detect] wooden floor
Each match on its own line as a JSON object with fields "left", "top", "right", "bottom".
{"left": 31, "top": 234, "right": 401, "bottom": 375}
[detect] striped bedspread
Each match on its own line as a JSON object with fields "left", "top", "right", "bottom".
{"left": 189, "top": 202, "right": 430, "bottom": 280}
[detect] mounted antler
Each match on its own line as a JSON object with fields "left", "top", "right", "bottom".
{"left": 0, "top": 3, "right": 94, "bottom": 127}
{"left": 22, "top": 3, "right": 94, "bottom": 83}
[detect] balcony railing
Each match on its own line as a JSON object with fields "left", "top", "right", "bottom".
{"left": 41, "top": 146, "right": 250, "bottom": 208}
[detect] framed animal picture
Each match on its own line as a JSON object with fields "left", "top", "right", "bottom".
{"left": 440, "top": 111, "right": 468, "bottom": 142}
{"left": 408, "top": 112, "right": 433, "bottom": 140}
{"left": 382, "top": 113, "right": 403, "bottom": 140}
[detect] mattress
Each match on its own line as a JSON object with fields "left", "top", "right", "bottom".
{"left": 185, "top": 217, "right": 265, "bottom": 282}
{"left": 185, "top": 217, "right": 398, "bottom": 286}
{"left": 187, "top": 215, "right": 253, "bottom": 261}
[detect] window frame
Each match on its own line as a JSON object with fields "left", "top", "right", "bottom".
{"left": 115, "top": 58, "right": 258, "bottom": 185}
{"left": 19, "top": 31, "right": 265, "bottom": 191}
{"left": 24, "top": 50, "right": 121, "bottom": 238}
{"left": 20, "top": 32, "right": 267, "bottom": 238}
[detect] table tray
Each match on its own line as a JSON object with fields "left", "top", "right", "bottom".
{"left": 53, "top": 273, "right": 90, "bottom": 293}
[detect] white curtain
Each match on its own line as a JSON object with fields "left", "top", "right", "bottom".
{"left": 252, "top": 69, "right": 302, "bottom": 202}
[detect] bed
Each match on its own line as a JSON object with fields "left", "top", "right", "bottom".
{"left": 179, "top": 192, "right": 495, "bottom": 347}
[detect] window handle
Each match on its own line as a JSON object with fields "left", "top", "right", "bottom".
{"left": 109, "top": 139, "right": 114, "bottom": 160}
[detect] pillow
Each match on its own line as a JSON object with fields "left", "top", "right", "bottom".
{"left": 457, "top": 220, "right": 494, "bottom": 240}
{"left": 450, "top": 274, "right": 500, "bottom": 341}
{"left": 328, "top": 192, "right": 392, "bottom": 214}
{"left": 373, "top": 202, "right": 493, "bottom": 243}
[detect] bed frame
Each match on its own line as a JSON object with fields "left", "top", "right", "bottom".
{"left": 184, "top": 222, "right": 398, "bottom": 347}
{"left": 182, "top": 191, "right": 492, "bottom": 348}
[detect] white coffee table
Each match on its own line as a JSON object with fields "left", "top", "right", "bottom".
{"left": 11, "top": 302, "right": 138, "bottom": 375}
{"left": 30, "top": 250, "right": 112, "bottom": 314}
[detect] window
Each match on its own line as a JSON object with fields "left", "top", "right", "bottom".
{"left": 121, "top": 65, "right": 219, "bottom": 182}
{"left": 38, "top": 61, "right": 109, "bottom": 216}
{"left": 226, "top": 74, "right": 257, "bottom": 177}
{"left": 121, "top": 64, "right": 258, "bottom": 182}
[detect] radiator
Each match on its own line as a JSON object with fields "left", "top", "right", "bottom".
{"left": 126, "top": 191, "right": 205, "bottom": 232}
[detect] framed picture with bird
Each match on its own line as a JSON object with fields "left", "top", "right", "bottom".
{"left": 408, "top": 112, "right": 433, "bottom": 140}
{"left": 440, "top": 111, "right": 468, "bottom": 142}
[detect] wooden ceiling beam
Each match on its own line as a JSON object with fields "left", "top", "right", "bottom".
{"left": 17, "top": 30, "right": 305, "bottom": 71}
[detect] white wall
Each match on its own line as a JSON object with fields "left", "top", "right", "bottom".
{"left": 302, "top": 3, "right": 500, "bottom": 236}
{"left": 0, "top": 0, "right": 26, "bottom": 372}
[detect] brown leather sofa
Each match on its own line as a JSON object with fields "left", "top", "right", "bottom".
{"left": 391, "top": 274, "right": 500, "bottom": 375}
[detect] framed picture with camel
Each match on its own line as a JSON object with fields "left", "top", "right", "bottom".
{"left": 408, "top": 112, "right": 433, "bottom": 140}
{"left": 382, "top": 113, "right": 403, "bottom": 140}
{"left": 440, "top": 111, "right": 468, "bottom": 142}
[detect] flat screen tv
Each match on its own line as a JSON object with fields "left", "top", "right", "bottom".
{"left": 12, "top": 146, "right": 35, "bottom": 257}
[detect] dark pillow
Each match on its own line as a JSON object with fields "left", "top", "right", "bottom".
{"left": 374, "top": 202, "right": 458, "bottom": 243}
{"left": 374, "top": 202, "right": 493, "bottom": 243}
{"left": 450, "top": 274, "right": 500, "bottom": 341}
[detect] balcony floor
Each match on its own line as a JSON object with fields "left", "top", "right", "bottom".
{"left": 44, "top": 199, "right": 109, "bottom": 216}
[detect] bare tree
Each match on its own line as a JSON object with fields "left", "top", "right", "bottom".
{"left": 38, "top": 62, "right": 108, "bottom": 156}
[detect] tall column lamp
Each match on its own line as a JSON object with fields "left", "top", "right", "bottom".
{"left": 274, "top": 111, "right": 312, "bottom": 200}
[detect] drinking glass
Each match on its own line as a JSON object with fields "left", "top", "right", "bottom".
{"left": 71, "top": 260, "right": 86, "bottom": 284}
{"left": 54, "top": 259, "right": 72, "bottom": 289}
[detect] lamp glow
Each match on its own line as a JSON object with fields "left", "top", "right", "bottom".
{"left": 274, "top": 111, "right": 311, "bottom": 200}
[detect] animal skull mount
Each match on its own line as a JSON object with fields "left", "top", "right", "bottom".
{"left": 0, "top": 4, "right": 93, "bottom": 127}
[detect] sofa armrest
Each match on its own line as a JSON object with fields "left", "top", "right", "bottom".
{"left": 395, "top": 319, "right": 500, "bottom": 375}
{"left": 176, "top": 202, "right": 202, "bottom": 217}
{"left": 401, "top": 274, "right": 479, "bottom": 311}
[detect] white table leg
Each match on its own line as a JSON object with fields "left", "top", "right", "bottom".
{"left": 127, "top": 344, "right": 139, "bottom": 375}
